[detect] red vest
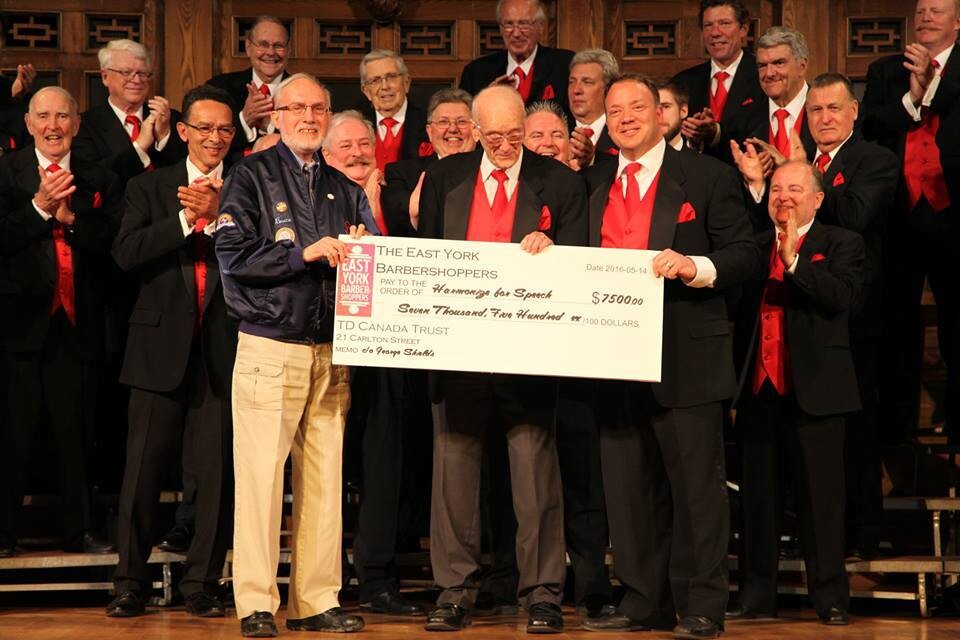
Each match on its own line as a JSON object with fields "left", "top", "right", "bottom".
{"left": 50, "top": 224, "right": 77, "bottom": 325}
{"left": 465, "top": 170, "right": 517, "bottom": 242}
{"left": 600, "top": 171, "right": 660, "bottom": 249}
{"left": 752, "top": 235, "right": 806, "bottom": 395}
{"left": 193, "top": 225, "right": 208, "bottom": 333}
{"left": 375, "top": 122, "right": 404, "bottom": 171}
{"left": 904, "top": 112, "right": 951, "bottom": 213}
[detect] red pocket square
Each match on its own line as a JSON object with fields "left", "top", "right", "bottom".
{"left": 741, "top": 97, "right": 754, "bottom": 106}
{"left": 832, "top": 172, "right": 845, "bottom": 187}
{"left": 93, "top": 192, "right": 103, "bottom": 208}
{"left": 811, "top": 253, "right": 827, "bottom": 263}
{"left": 605, "top": 147, "right": 619, "bottom": 156}
{"left": 418, "top": 141, "right": 435, "bottom": 157}
{"left": 677, "top": 202, "right": 696, "bottom": 223}
{"left": 541, "top": 84, "right": 555, "bottom": 100}
{"left": 538, "top": 205, "right": 552, "bottom": 231}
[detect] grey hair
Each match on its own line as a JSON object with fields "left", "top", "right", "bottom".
{"left": 757, "top": 26, "right": 809, "bottom": 62}
{"left": 322, "top": 109, "right": 376, "bottom": 150}
{"left": 275, "top": 73, "right": 332, "bottom": 108}
{"left": 359, "top": 49, "right": 409, "bottom": 85}
{"left": 427, "top": 88, "right": 473, "bottom": 121}
{"left": 525, "top": 100, "right": 569, "bottom": 133}
{"left": 28, "top": 86, "right": 78, "bottom": 115}
{"left": 97, "top": 39, "right": 149, "bottom": 70}
{"left": 570, "top": 49, "right": 620, "bottom": 86}
{"left": 246, "top": 16, "right": 289, "bottom": 42}
{"left": 496, "top": 0, "right": 547, "bottom": 23}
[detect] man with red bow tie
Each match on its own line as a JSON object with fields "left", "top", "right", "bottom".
{"left": 0, "top": 87, "right": 120, "bottom": 558}
{"left": 731, "top": 160, "right": 864, "bottom": 626}
{"left": 861, "top": 0, "right": 960, "bottom": 445}
{"left": 580, "top": 73, "right": 759, "bottom": 638}
{"left": 459, "top": 0, "right": 573, "bottom": 115}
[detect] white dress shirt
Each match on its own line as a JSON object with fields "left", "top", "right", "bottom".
{"left": 178, "top": 158, "right": 224, "bottom": 236}
{"left": 377, "top": 99, "right": 408, "bottom": 140}
{"left": 32, "top": 150, "right": 71, "bottom": 221}
{"left": 779, "top": 218, "right": 815, "bottom": 275}
{"left": 710, "top": 49, "right": 744, "bottom": 96}
{"left": 575, "top": 114, "right": 606, "bottom": 146}
{"left": 241, "top": 69, "right": 285, "bottom": 142}
{"left": 479, "top": 148, "right": 522, "bottom": 205}
{"left": 902, "top": 44, "right": 954, "bottom": 121}
{"left": 815, "top": 132, "right": 854, "bottom": 173}
{"left": 768, "top": 83, "right": 809, "bottom": 140}
{"left": 506, "top": 45, "right": 538, "bottom": 78}
{"left": 108, "top": 98, "right": 171, "bottom": 167}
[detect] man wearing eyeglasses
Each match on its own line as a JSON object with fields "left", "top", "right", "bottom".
{"left": 418, "top": 85, "right": 587, "bottom": 634}
{"left": 106, "top": 84, "right": 239, "bottom": 619}
{"left": 358, "top": 49, "right": 430, "bottom": 176}
{"left": 216, "top": 73, "right": 376, "bottom": 638}
{"left": 207, "top": 16, "right": 292, "bottom": 158}
{"left": 74, "top": 39, "right": 185, "bottom": 184}
{"left": 459, "top": 0, "right": 574, "bottom": 114}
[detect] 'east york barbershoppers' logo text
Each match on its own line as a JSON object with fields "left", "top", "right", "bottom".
{"left": 336, "top": 244, "right": 375, "bottom": 317}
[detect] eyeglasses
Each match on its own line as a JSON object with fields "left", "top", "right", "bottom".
{"left": 249, "top": 40, "right": 288, "bottom": 52}
{"left": 499, "top": 20, "right": 538, "bottom": 32}
{"left": 106, "top": 68, "right": 152, "bottom": 81}
{"left": 480, "top": 129, "right": 524, "bottom": 147}
{"left": 429, "top": 118, "right": 473, "bottom": 130}
{"left": 183, "top": 122, "right": 237, "bottom": 137}
{"left": 275, "top": 103, "right": 331, "bottom": 116}
{"left": 363, "top": 72, "right": 404, "bottom": 87}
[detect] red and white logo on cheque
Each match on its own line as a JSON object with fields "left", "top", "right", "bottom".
{"left": 336, "top": 243, "right": 375, "bottom": 317}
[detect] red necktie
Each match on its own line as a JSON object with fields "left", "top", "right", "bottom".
{"left": 258, "top": 83, "right": 271, "bottom": 98}
{"left": 125, "top": 114, "right": 141, "bottom": 142}
{"left": 191, "top": 178, "right": 208, "bottom": 331}
{"left": 772, "top": 108, "right": 790, "bottom": 158}
{"left": 710, "top": 71, "right": 731, "bottom": 119}
{"left": 490, "top": 169, "right": 509, "bottom": 220}
{"left": 45, "top": 163, "right": 77, "bottom": 325}
{"left": 381, "top": 116, "right": 397, "bottom": 147}
{"left": 622, "top": 162, "right": 651, "bottom": 249}
{"left": 581, "top": 127, "right": 594, "bottom": 140}
{"left": 815, "top": 152, "right": 831, "bottom": 174}
{"left": 513, "top": 67, "right": 532, "bottom": 102}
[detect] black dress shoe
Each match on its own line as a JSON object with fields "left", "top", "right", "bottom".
{"left": 581, "top": 610, "right": 650, "bottom": 632}
{"left": 106, "top": 591, "right": 146, "bottom": 617}
{"left": 576, "top": 603, "right": 617, "bottom": 618}
{"left": 818, "top": 607, "right": 850, "bottom": 625}
{"left": 185, "top": 591, "right": 226, "bottom": 617}
{"left": 241, "top": 611, "right": 278, "bottom": 637}
{"left": 425, "top": 603, "right": 471, "bottom": 631}
{"left": 725, "top": 605, "right": 776, "bottom": 620}
{"left": 672, "top": 615, "right": 722, "bottom": 639}
{"left": 286, "top": 607, "right": 364, "bottom": 632}
{"left": 360, "top": 590, "right": 425, "bottom": 615}
{"left": 527, "top": 602, "right": 564, "bottom": 633}
{"left": 65, "top": 532, "right": 115, "bottom": 554}
{"left": 158, "top": 525, "right": 192, "bottom": 553}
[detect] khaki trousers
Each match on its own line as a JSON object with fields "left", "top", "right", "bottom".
{"left": 231, "top": 332, "right": 350, "bottom": 619}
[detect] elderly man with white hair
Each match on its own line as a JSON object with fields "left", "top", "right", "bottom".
{"left": 74, "top": 39, "right": 185, "bottom": 183}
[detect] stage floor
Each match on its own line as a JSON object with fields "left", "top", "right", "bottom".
{"left": 2, "top": 607, "right": 960, "bottom": 640}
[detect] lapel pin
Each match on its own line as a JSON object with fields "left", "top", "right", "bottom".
{"left": 327, "top": 193, "right": 335, "bottom": 200}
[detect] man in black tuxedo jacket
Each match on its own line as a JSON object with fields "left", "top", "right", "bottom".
{"left": 673, "top": 1, "right": 764, "bottom": 157}
{"left": 567, "top": 49, "right": 620, "bottom": 166}
{"left": 860, "top": 0, "right": 960, "bottom": 443}
{"left": 207, "top": 16, "right": 291, "bottom": 158}
{"left": 418, "top": 85, "right": 587, "bottom": 634}
{"left": 579, "top": 74, "right": 759, "bottom": 639}
{"left": 0, "top": 61, "right": 35, "bottom": 155}
{"left": 726, "top": 27, "right": 816, "bottom": 172}
{"left": 733, "top": 161, "right": 864, "bottom": 625}
{"left": 0, "top": 87, "right": 120, "bottom": 557}
{"left": 459, "top": 0, "right": 574, "bottom": 113}
{"left": 382, "top": 88, "right": 476, "bottom": 237}
{"left": 358, "top": 50, "right": 430, "bottom": 173}
{"left": 105, "top": 85, "right": 239, "bottom": 618}
{"left": 73, "top": 39, "right": 185, "bottom": 184}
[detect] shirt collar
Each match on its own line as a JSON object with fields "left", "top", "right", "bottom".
{"left": 277, "top": 139, "right": 321, "bottom": 172}
{"left": 711, "top": 49, "right": 744, "bottom": 77}
{"left": 507, "top": 45, "right": 538, "bottom": 76}
{"left": 480, "top": 147, "right": 524, "bottom": 183}
{"left": 36, "top": 149, "right": 71, "bottom": 173}
{"left": 185, "top": 157, "right": 224, "bottom": 183}
{"left": 820, "top": 131, "right": 854, "bottom": 162}
{"left": 252, "top": 69, "right": 284, "bottom": 93}
{"left": 669, "top": 136, "right": 684, "bottom": 151}
{"left": 617, "top": 137, "right": 666, "bottom": 179}
{"left": 576, "top": 113, "right": 606, "bottom": 141}
{"left": 768, "top": 82, "right": 808, "bottom": 123}
{"left": 934, "top": 44, "right": 954, "bottom": 71}
{"left": 108, "top": 97, "right": 144, "bottom": 124}
{"left": 378, "top": 99, "right": 409, "bottom": 127}
{"left": 775, "top": 218, "right": 814, "bottom": 241}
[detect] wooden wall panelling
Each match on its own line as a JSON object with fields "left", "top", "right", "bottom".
{"left": 556, "top": 0, "right": 605, "bottom": 52}
{"left": 833, "top": 0, "right": 910, "bottom": 81}
{"left": 164, "top": 0, "right": 214, "bottom": 109}
{"left": 778, "top": 0, "right": 831, "bottom": 77}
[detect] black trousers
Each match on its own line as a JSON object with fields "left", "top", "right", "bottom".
{"left": 0, "top": 312, "right": 97, "bottom": 544}
{"left": 737, "top": 382, "right": 849, "bottom": 614}
{"left": 881, "top": 202, "right": 958, "bottom": 443}
{"left": 114, "top": 345, "right": 232, "bottom": 597}
{"left": 596, "top": 382, "right": 729, "bottom": 625}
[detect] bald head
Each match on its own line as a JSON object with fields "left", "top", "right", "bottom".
{"left": 25, "top": 86, "right": 80, "bottom": 163}
{"left": 472, "top": 86, "right": 526, "bottom": 169}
